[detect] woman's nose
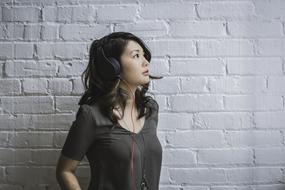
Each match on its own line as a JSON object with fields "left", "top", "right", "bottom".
{"left": 143, "top": 57, "right": 150, "bottom": 66}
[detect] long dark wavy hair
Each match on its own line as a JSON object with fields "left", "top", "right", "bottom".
{"left": 78, "top": 32, "right": 163, "bottom": 124}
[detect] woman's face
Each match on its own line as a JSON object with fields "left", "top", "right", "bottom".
{"left": 119, "top": 40, "right": 150, "bottom": 87}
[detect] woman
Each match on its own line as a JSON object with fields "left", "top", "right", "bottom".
{"left": 56, "top": 32, "right": 163, "bottom": 190}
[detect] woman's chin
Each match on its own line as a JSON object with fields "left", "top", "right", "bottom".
{"left": 139, "top": 78, "right": 150, "bottom": 85}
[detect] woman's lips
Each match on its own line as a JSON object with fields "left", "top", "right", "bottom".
{"left": 142, "top": 71, "right": 149, "bottom": 75}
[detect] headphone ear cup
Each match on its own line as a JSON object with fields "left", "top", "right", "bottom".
{"left": 108, "top": 57, "right": 121, "bottom": 78}
{"left": 96, "top": 46, "right": 121, "bottom": 80}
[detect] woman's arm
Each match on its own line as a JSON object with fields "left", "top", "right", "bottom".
{"left": 56, "top": 154, "right": 82, "bottom": 190}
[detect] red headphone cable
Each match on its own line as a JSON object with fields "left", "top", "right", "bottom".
{"left": 120, "top": 78, "right": 136, "bottom": 190}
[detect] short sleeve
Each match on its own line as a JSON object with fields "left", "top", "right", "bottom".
{"left": 149, "top": 97, "right": 159, "bottom": 125}
{"left": 153, "top": 99, "right": 159, "bottom": 125}
{"left": 152, "top": 98, "right": 159, "bottom": 112}
{"left": 61, "top": 104, "right": 96, "bottom": 161}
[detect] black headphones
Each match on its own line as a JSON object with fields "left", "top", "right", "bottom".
{"left": 96, "top": 40, "right": 122, "bottom": 81}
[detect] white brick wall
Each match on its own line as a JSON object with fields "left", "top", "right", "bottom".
{"left": 0, "top": 0, "right": 285, "bottom": 190}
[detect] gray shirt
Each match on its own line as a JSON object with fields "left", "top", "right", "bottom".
{"left": 61, "top": 98, "right": 162, "bottom": 190}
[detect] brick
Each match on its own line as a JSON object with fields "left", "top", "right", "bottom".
{"left": 181, "top": 77, "right": 208, "bottom": 93}
{"left": 171, "top": 58, "right": 224, "bottom": 75}
{"left": 0, "top": 114, "right": 70, "bottom": 131}
{"left": 170, "top": 95, "right": 223, "bottom": 112}
{"left": 254, "top": 111, "right": 285, "bottom": 129}
{"left": 163, "top": 149, "right": 196, "bottom": 165}
{"left": 211, "top": 187, "right": 246, "bottom": 190}
{"left": 55, "top": 96, "right": 81, "bottom": 112}
{"left": 169, "top": 21, "right": 226, "bottom": 37}
{"left": 198, "top": 148, "right": 253, "bottom": 165}
{"left": 5, "top": 23, "right": 25, "bottom": 40}
{"left": 0, "top": 167, "right": 4, "bottom": 183}
{"left": 115, "top": 21, "right": 167, "bottom": 38}
{"left": 5, "top": 60, "right": 58, "bottom": 77}
{"left": 6, "top": 166, "right": 57, "bottom": 184}
{"left": 152, "top": 96, "right": 165, "bottom": 111}
{"left": 0, "top": 61, "right": 3, "bottom": 77}
{"left": 197, "top": 1, "right": 255, "bottom": 20}
{"left": 224, "top": 95, "right": 283, "bottom": 111}
{"left": 158, "top": 113, "right": 193, "bottom": 130}
{"left": 54, "top": 42, "right": 86, "bottom": 59}
{"left": 37, "top": 42, "right": 86, "bottom": 59}
{"left": 255, "top": 0, "right": 285, "bottom": 20}
{"left": 31, "top": 149, "right": 61, "bottom": 165}
{"left": 267, "top": 76, "right": 285, "bottom": 93}
{"left": 198, "top": 39, "right": 254, "bottom": 56}
{"left": 0, "top": 148, "right": 31, "bottom": 165}
{"left": 42, "top": 6, "right": 57, "bottom": 22}
{"left": 14, "top": 42, "right": 34, "bottom": 59}
{"left": 58, "top": 60, "right": 87, "bottom": 77}
{"left": 60, "top": 24, "right": 109, "bottom": 41}
{"left": 0, "top": 24, "right": 5, "bottom": 40}
{"left": 2, "top": 6, "right": 41, "bottom": 22}
{"left": 225, "top": 167, "right": 283, "bottom": 183}
{"left": 57, "top": 6, "right": 72, "bottom": 23}
{"left": 0, "top": 115, "right": 32, "bottom": 130}
{"left": 48, "top": 78, "right": 72, "bottom": 95}
{"left": 194, "top": 112, "right": 253, "bottom": 130}
{"left": 208, "top": 76, "right": 266, "bottom": 94}
{"left": 169, "top": 168, "right": 226, "bottom": 184}
{"left": 158, "top": 167, "right": 170, "bottom": 184}
{"left": 8, "top": 132, "right": 53, "bottom": 148}
{"left": 0, "top": 132, "right": 8, "bottom": 146}
{"left": 0, "top": 43, "right": 13, "bottom": 59}
{"left": 253, "top": 184, "right": 285, "bottom": 190}
{"left": 153, "top": 77, "right": 179, "bottom": 94}
{"left": 36, "top": 43, "right": 55, "bottom": 59}
{"left": 24, "top": 24, "right": 41, "bottom": 41}
{"left": 0, "top": 79, "right": 21, "bottom": 95}
{"left": 227, "top": 21, "right": 283, "bottom": 37}
{"left": 147, "top": 39, "right": 196, "bottom": 57}
{"left": 0, "top": 96, "right": 53, "bottom": 114}
{"left": 23, "top": 184, "right": 51, "bottom": 190}
{"left": 141, "top": 2, "right": 195, "bottom": 20}
{"left": 22, "top": 78, "right": 47, "bottom": 94}
{"left": 0, "top": 184, "right": 22, "bottom": 190}
{"left": 97, "top": 5, "right": 137, "bottom": 22}
{"left": 225, "top": 130, "right": 283, "bottom": 147}
{"left": 41, "top": 23, "right": 58, "bottom": 41}
{"left": 148, "top": 58, "right": 168, "bottom": 76}
{"left": 32, "top": 113, "right": 74, "bottom": 130}
{"left": 226, "top": 57, "right": 283, "bottom": 75}
{"left": 166, "top": 130, "right": 227, "bottom": 148}
{"left": 72, "top": 5, "right": 95, "bottom": 22}
{"left": 53, "top": 131, "right": 68, "bottom": 147}
{"left": 255, "top": 147, "right": 285, "bottom": 164}
{"left": 72, "top": 77, "right": 85, "bottom": 94}
{"left": 257, "top": 39, "right": 285, "bottom": 56}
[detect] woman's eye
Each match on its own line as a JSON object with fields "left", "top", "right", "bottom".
{"left": 133, "top": 53, "right": 146, "bottom": 59}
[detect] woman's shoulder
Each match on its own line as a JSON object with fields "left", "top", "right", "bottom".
{"left": 82, "top": 102, "right": 105, "bottom": 118}
{"left": 79, "top": 102, "right": 113, "bottom": 127}
{"left": 146, "top": 96, "right": 159, "bottom": 111}
{"left": 77, "top": 103, "right": 98, "bottom": 116}
{"left": 76, "top": 103, "right": 101, "bottom": 122}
